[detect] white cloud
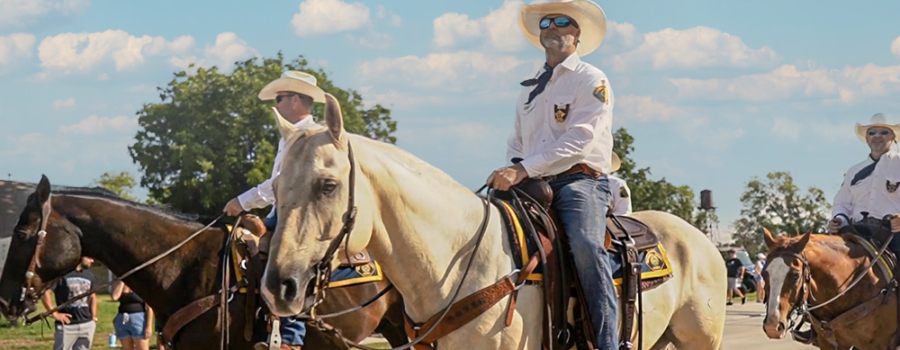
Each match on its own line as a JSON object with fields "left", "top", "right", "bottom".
{"left": 53, "top": 97, "right": 76, "bottom": 111}
{"left": 292, "top": 0, "right": 370, "bottom": 37}
{"left": 37, "top": 30, "right": 194, "bottom": 76}
{"left": 0, "top": 33, "right": 36, "bottom": 65}
{"left": 670, "top": 63, "right": 900, "bottom": 103}
{"left": 597, "top": 21, "right": 642, "bottom": 54}
{"left": 432, "top": 0, "right": 525, "bottom": 52}
{"left": 170, "top": 32, "right": 258, "bottom": 71}
{"left": 391, "top": 15, "right": 403, "bottom": 27}
{"left": 127, "top": 84, "right": 155, "bottom": 93}
{"left": 0, "top": 0, "right": 90, "bottom": 28}
{"left": 59, "top": 115, "right": 137, "bottom": 135}
{"left": 892, "top": 36, "right": 900, "bottom": 58}
{"left": 770, "top": 117, "right": 802, "bottom": 142}
{"left": 615, "top": 95, "right": 686, "bottom": 122}
{"left": 610, "top": 26, "right": 779, "bottom": 71}
{"left": 357, "top": 51, "right": 530, "bottom": 90}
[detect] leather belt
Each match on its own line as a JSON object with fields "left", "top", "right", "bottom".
{"left": 541, "top": 163, "right": 601, "bottom": 182}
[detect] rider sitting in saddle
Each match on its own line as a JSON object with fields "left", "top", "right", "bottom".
{"left": 829, "top": 113, "right": 900, "bottom": 255}
{"left": 487, "top": 0, "right": 619, "bottom": 348}
{"left": 223, "top": 71, "right": 328, "bottom": 350}
{"left": 800, "top": 113, "right": 900, "bottom": 344}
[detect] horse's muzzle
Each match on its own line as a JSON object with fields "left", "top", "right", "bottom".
{"left": 763, "top": 315, "right": 788, "bottom": 339}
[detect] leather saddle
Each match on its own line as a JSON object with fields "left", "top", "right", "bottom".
{"left": 494, "top": 178, "right": 665, "bottom": 350}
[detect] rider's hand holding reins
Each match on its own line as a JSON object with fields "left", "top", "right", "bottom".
{"left": 223, "top": 198, "right": 244, "bottom": 216}
{"left": 828, "top": 217, "right": 843, "bottom": 234}
{"left": 890, "top": 215, "right": 900, "bottom": 233}
{"left": 487, "top": 163, "right": 529, "bottom": 191}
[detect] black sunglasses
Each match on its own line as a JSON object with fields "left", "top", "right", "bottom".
{"left": 539, "top": 16, "right": 578, "bottom": 30}
{"left": 868, "top": 129, "right": 892, "bottom": 136}
{"left": 276, "top": 93, "right": 298, "bottom": 103}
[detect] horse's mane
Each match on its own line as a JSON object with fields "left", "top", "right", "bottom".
{"left": 53, "top": 188, "right": 204, "bottom": 223}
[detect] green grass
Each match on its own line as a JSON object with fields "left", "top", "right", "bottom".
{"left": 0, "top": 293, "right": 158, "bottom": 350}
{"left": 0, "top": 293, "right": 394, "bottom": 350}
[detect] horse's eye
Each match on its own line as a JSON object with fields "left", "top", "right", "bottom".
{"left": 321, "top": 179, "right": 338, "bottom": 197}
{"left": 14, "top": 230, "right": 27, "bottom": 239}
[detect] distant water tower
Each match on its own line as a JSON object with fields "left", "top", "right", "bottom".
{"left": 698, "top": 189, "right": 717, "bottom": 241}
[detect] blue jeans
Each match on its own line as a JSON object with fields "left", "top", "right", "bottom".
{"left": 280, "top": 317, "right": 306, "bottom": 346}
{"left": 548, "top": 173, "right": 618, "bottom": 348}
{"left": 263, "top": 210, "right": 306, "bottom": 346}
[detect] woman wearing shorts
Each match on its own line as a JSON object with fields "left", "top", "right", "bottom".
{"left": 112, "top": 281, "right": 154, "bottom": 350}
{"left": 755, "top": 253, "right": 767, "bottom": 303}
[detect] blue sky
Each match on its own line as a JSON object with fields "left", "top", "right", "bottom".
{"left": 2, "top": 0, "right": 900, "bottom": 242}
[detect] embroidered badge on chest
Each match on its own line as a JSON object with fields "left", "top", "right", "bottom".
{"left": 887, "top": 180, "right": 900, "bottom": 193}
{"left": 554, "top": 104, "right": 570, "bottom": 122}
{"left": 593, "top": 79, "right": 609, "bottom": 105}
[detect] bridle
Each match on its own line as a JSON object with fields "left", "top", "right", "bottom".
{"left": 17, "top": 199, "right": 53, "bottom": 308}
{"left": 763, "top": 250, "right": 813, "bottom": 329}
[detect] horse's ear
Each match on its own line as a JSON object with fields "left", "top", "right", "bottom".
{"left": 796, "top": 230, "right": 812, "bottom": 251}
{"left": 273, "top": 107, "right": 300, "bottom": 140}
{"left": 763, "top": 227, "right": 777, "bottom": 248}
{"left": 323, "top": 93, "right": 344, "bottom": 143}
{"left": 35, "top": 175, "right": 51, "bottom": 206}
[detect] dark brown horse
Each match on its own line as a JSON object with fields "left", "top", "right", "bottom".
{"left": 0, "top": 176, "right": 407, "bottom": 349}
{"left": 761, "top": 228, "right": 898, "bottom": 350}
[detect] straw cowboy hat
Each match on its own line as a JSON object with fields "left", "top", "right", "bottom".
{"left": 519, "top": 0, "right": 608, "bottom": 57}
{"left": 258, "top": 71, "right": 326, "bottom": 103}
{"left": 611, "top": 152, "right": 621, "bottom": 172}
{"left": 856, "top": 113, "right": 900, "bottom": 143}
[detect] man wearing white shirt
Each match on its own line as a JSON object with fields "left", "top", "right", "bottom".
{"left": 607, "top": 153, "right": 632, "bottom": 216}
{"left": 223, "top": 70, "right": 326, "bottom": 350}
{"left": 487, "top": 1, "right": 618, "bottom": 347}
{"left": 829, "top": 113, "right": 900, "bottom": 258}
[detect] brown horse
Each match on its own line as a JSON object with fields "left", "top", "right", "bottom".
{"left": 761, "top": 228, "right": 898, "bottom": 350}
{"left": 0, "top": 176, "right": 408, "bottom": 349}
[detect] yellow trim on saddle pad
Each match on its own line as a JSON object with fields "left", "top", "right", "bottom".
{"left": 326, "top": 262, "right": 385, "bottom": 288}
{"left": 496, "top": 202, "right": 674, "bottom": 286}
{"left": 854, "top": 237, "right": 894, "bottom": 280}
{"left": 227, "top": 225, "right": 385, "bottom": 292}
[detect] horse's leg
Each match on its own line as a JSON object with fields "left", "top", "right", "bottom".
{"left": 373, "top": 288, "right": 408, "bottom": 347}
{"left": 646, "top": 328, "right": 672, "bottom": 350}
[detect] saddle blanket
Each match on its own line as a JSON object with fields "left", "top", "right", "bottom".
{"left": 230, "top": 242, "right": 384, "bottom": 293}
{"left": 497, "top": 201, "right": 674, "bottom": 286}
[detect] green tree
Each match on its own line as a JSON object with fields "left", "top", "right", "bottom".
{"left": 91, "top": 172, "right": 137, "bottom": 201}
{"left": 128, "top": 53, "right": 397, "bottom": 215}
{"left": 732, "top": 172, "right": 831, "bottom": 255}
{"left": 612, "top": 128, "right": 705, "bottom": 223}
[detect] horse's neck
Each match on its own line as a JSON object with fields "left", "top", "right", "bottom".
{"left": 53, "top": 195, "right": 223, "bottom": 315}
{"left": 809, "top": 242, "right": 884, "bottom": 313}
{"left": 356, "top": 141, "right": 515, "bottom": 321}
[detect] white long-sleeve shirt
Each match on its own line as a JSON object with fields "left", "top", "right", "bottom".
{"left": 237, "top": 114, "right": 315, "bottom": 215}
{"left": 608, "top": 174, "right": 632, "bottom": 215}
{"left": 506, "top": 53, "right": 614, "bottom": 177}
{"left": 832, "top": 149, "right": 900, "bottom": 225}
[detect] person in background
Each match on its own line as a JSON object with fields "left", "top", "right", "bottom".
{"left": 42, "top": 256, "right": 98, "bottom": 350}
{"left": 725, "top": 249, "right": 746, "bottom": 306}
{"left": 754, "top": 253, "right": 766, "bottom": 303}
{"left": 111, "top": 280, "right": 154, "bottom": 350}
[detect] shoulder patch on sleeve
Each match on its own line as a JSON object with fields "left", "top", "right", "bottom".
{"left": 619, "top": 186, "right": 629, "bottom": 198}
{"left": 593, "top": 79, "right": 609, "bottom": 105}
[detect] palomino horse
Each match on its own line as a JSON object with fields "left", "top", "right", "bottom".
{"left": 259, "top": 94, "right": 727, "bottom": 349}
{"left": 761, "top": 228, "right": 899, "bottom": 350}
{"left": 0, "top": 177, "right": 408, "bottom": 350}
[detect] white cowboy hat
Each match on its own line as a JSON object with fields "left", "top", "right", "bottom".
{"left": 756, "top": 253, "right": 766, "bottom": 260}
{"left": 855, "top": 113, "right": 900, "bottom": 143}
{"left": 518, "top": 0, "right": 608, "bottom": 57}
{"left": 611, "top": 152, "right": 621, "bottom": 172}
{"left": 258, "top": 71, "right": 326, "bottom": 103}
